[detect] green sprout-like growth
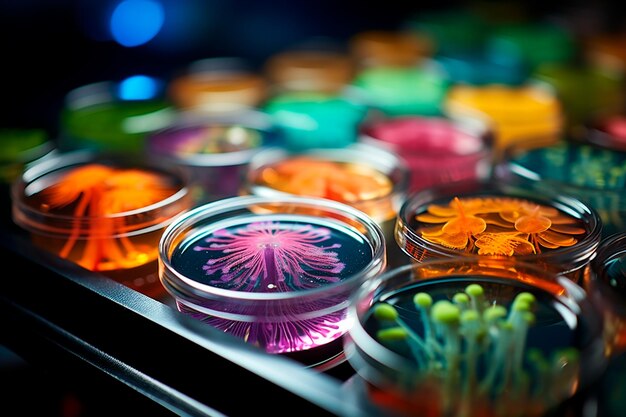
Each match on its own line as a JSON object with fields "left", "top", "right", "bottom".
{"left": 372, "top": 285, "right": 581, "bottom": 417}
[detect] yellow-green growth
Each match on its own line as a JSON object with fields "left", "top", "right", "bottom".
{"left": 453, "top": 292, "right": 470, "bottom": 309}
{"left": 377, "top": 327, "right": 408, "bottom": 342}
{"left": 432, "top": 300, "right": 461, "bottom": 325}
{"left": 414, "top": 292, "right": 433, "bottom": 309}
{"left": 461, "top": 309, "right": 480, "bottom": 324}
{"left": 484, "top": 305, "right": 507, "bottom": 323}
{"left": 512, "top": 299, "right": 532, "bottom": 312}
{"left": 370, "top": 284, "right": 580, "bottom": 416}
{"left": 515, "top": 292, "right": 536, "bottom": 306}
{"left": 373, "top": 303, "right": 398, "bottom": 321}
{"left": 466, "top": 283, "right": 484, "bottom": 297}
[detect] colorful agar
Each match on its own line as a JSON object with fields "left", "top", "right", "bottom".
{"left": 444, "top": 85, "right": 562, "bottom": 154}
{"left": 255, "top": 157, "right": 393, "bottom": 204}
{"left": 503, "top": 141, "right": 626, "bottom": 236}
{"left": 193, "top": 221, "right": 345, "bottom": 291}
{"left": 170, "top": 217, "right": 374, "bottom": 353}
{"left": 361, "top": 116, "right": 491, "bottom": 192}
{"left": 168, "top": 125, "right": 261, "bottom": 157}
{"left": 36, "top": 163, "right": 180, "bottom": 271}
{"left": 366, "top": 280, "right": 582, "bottom": 417}
{"left": 415, "top": 196, "right": 585, "bottom": 256}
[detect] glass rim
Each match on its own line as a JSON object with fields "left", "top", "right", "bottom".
{"left": 494, "top": 139, "right": 626, "bottom": 194}
{"left": 244, "top": 142, "right": 411, "bottom": 207}
{"left": 588, "top": 231, "right": 626, "bottom": 311}
{"left": 358, "top": 114, "right": 495, "bottom": 157}
{"left": 158, "top": 194, "right": 387, "bottom": 303}
{"left": 11, "top": 149, "right": 192, "bottom": 231}
{"left": 145, "top": 108, "right": 277, "bottom": 167}
{"left": 396, "top": 178, "right": 603, "bottom": 265}
{"left": 344, "top": 256, "right": 606, "bottom": 383}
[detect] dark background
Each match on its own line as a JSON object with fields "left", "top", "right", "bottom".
{"left": 1, "top": 0, "right": 617, "bottom": 134}
{"left": 1, "top": 0, "right": 432, "bottom": 132}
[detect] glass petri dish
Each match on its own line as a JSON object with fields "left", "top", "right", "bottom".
{"left": 484, "top": 22, "right": 576, "bottom": 73}
{"left": 348, "top": 30, "right": 433, "bottom": 69}
{"left": 0, "top": 128, "right": 56, "bottom": 185}
{"left": 351, "top": 65, "right": 450, "bottom": 117}
{"left": 59, "top": 78, "right": 174, "bottom": 154}
{"left": 11, "top": 150, "right": 193, "bottom": 297}
{"left": 167, "top": 57, "right": 267, "bottom": 113}
{"left": 243, "top": 143, "right": 410, "bottom": 226}
{"left": 263, "top": 48, "right": 355, "bottom": 94}
{"left": 158, "top": 195, "right": 386, "bottom": 369}
{"left": 586, "top": 232, "right": 626, "bottom": 356}
{"left": 494, "top": 139, "right": 626, "bottom": 237}
{"left": 262, "top": 91, "right": 370, "bottom": 151}
{"left": 145, "top": 109, "right": 282, "bottom": 204}
{"left": 343, "top": 258, "right": 606, "bottom": 417}
{"left": 395, "top": 179, "right": 603, "bottom": 283}
{"left": 359, "top": 115, "right": 494, "bottom": 194}
{"left": 530, "top": 63, "right": 625, "bottom": 136}
{"left": 444, "top": 84, "right": 563, "bottom": 160}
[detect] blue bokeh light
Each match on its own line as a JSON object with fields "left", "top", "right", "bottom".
{"left": 110, "top": 0, "right": 164, "bottom": 47}
{"left": 118, "top": 75, "right": 161, "bottom": 100}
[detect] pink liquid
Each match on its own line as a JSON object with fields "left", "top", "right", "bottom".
{"left": 362, "top": 117, "right": 491, "bottom": 192}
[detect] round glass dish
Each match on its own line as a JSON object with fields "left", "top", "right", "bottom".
{"left": 530, "top": 63, "right": 625, "bottom": 136}
{"left": 0, "top": 128, "right": 55, "bottom": 185}
{"left": 484, "top": 22, "right": 576, "bottom": 72}
{"left": 350, "top": 65, "right": 450, "bottom": 117}
{"left": 494, "top": 139, "right": 626, "bottom": 238}
{"left": 262, "top": 91, "right": 370, "bottom": 151}
{"left": 585, "top": 232, "right": 626, "bottom": 356}
{"left": 167, "top": 57, "right": 267, "bottom": 113}
{"left": 145, "top": 109, "right": 282, "bottom": 204}
{"left": 432, "top": 51, "right": 528, "bottom": 86}
{"left": 158, "top": 195, "right": 386, "bottom": 369}
{"left": 243, "top": 143, "right": 409, "bottom": 227}
{"left": 11, "top": 150, "right": 193, "bottom": 297}
{"left": 59, "top": 78, "right": 174, "bottom": 154}
{"left": 395, "top": 179, "right": 603, "bottom": 283}
{"left": 359, "top": 115, "right": 494, "bottom": 194}
{"left": 263, "top": 48, "right": 355, "bottom": 94}
{"left": 348, "top": 30, "right": 433, "bottom": 69}
{"left": 443, "top": 84, "right": 563, "bottom": 159}
{"left": 343, "top": 258, "right": 606, "bottom": 417}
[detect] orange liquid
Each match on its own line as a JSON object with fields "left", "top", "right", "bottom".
{"left": 25, "top": 163, "right": 188, "bottom": 290}
{"left": 252, "top": 157, "right": 396, "bottom": 222}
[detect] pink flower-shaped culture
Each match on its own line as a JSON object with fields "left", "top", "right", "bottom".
{"left": 193, "top": 221, "right": 346, "bottom": 292}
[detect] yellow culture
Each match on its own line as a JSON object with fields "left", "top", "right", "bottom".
{"left": 444, "top": 85, "right": 563, "bottom": 154}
